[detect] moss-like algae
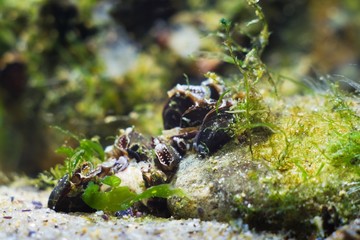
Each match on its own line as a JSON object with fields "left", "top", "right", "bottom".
{"left": 208, "top": 4, "right": 359, "bottom": 236}
{"left": 169, "top": 91, "right": 359, "bottom": 238}
{"left": 232, "top": 91, "right": 359, "bottom": 236}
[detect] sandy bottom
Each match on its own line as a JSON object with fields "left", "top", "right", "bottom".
{"left": 0, "top": 185, "right": 281, "bottom": 240}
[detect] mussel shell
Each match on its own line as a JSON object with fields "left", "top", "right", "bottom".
{"left": 194, "top": 107, "right": 234, "bottom": 157}
{"left": 163, "top": 127, "right": 198, "bottom": 156}
{"left": 115, "top": 134, "right": 130, "bottom": 151}
{"left": 111, "top": 128, "right": 151, "bottom": 162}
{"left": 125, "top": 129, "right": 151, "bottom": 162}
{"left": 154, "top": 142, "right": 181, "bottom": 172}
{"left": 207, "top": 84, "right": 221, "bottom": 100}
{"left": 180, "top": 104, "right": 214, "bottom": 128}
{"left": 170, "top": 136, "right": 188, "bottom": 156}
{"left": 48, "top": 175, "right": 95, "bottom": 213}
{"left": 163, "top": 94, "right": 194, "bottom": 129}
{"left": 167, "top": 84, "right": 210, "bottom": 100}
{"left": 127, "top": 143, "right": 149, "bottom": 162}
{"left": 163, "top": 80, "right": 224, "bottom": 129}
{"left": 201, "top": 79, "right": 223, "bottom": 100}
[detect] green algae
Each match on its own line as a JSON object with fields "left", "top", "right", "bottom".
{"left": 232, "top": 91, "right": 360, "bottom": 237}
{"left": 82, "top": 175, "right": 184, "bottom": 213}
{"left": 36, "top": 128, "right": 105, "bottom": 186}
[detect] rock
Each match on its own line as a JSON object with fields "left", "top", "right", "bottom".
{"left": 168, "top": 141, "right": 358, "bottom": 238}
{"left": 168, "top": 143, "right": 271, "bottom": 222}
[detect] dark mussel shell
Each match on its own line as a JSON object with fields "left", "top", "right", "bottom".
{"left": 48, "top": 175, "right": 95, "bottom": 213}
{"left": 127, "top": 143, "right": 149, "bottom": 162}
{"left": 163, "top": 80, "right": 223, "bottom": 130}
{"left": 110, "top": 128, "right": 150, "bottom": 162}
{"left": 194, "top": 106, "right": 234, "bottom": 157}
{"left": 201, "top": 79, "right": 223, "bottom": 100}
{"left": 180, "top": 103, "right": 214, "bottom": 128}
{"left": 162, "top": 93, "right": 195, "bottom": 129}
{"left": 170, "top": 136, "right": 189, "bottom": 156}
{"left": 162, "top": 92, "right": 217, "bottom": 130}
{"left": 172, "top": 132, "right": 197, "bottom": 155}
{"left": 125, "top": 129, "right": 151, "bottom": 162}
{"left": 162, "top": 127, "right": 198, "bottom": 156}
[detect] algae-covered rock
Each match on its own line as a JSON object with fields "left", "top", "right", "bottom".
{"left": 168, "top": 94, "right": 360, "bottom": 238}
{"left": 168, "top": 146, "right": 358, "bottom": 238}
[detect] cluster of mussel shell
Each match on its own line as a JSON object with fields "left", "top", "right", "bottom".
{"left": 48, "top": 79, "right": 235, "bottom": 213}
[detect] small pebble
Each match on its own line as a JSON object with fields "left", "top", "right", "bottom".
{"left": 28, "top": 231, "right": 36, "bottom": 237}
{"left": 31, "top": 201, "right": 43, "bottom": 209}
{"left": 115, "top": 208, "right": 133, "bottom": 218}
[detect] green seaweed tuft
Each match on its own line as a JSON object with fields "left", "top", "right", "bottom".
{"left": 217, "top": 1, "right": 275, "bottom": 157}
{"left": 82, "top": 175, "right": 185, "bottom": 212}
{"left": 327, "top": 131, "right": 360, "bottom": 175}
{"left": 36, "top": 127, "right": 105, "bottom": 187}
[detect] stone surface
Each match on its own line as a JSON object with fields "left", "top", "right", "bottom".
{"left": 168, "top": 143, "right": 271, "bottom": 221}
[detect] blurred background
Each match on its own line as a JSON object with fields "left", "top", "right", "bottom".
{"left": 0, "top": 0, "right": 359, "bottom": 178}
